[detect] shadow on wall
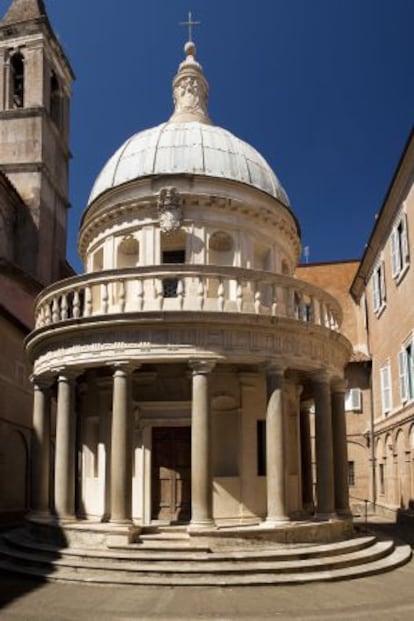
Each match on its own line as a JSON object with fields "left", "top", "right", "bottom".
{"left": 0, "top": 429, "right": 30, "bottom": 522}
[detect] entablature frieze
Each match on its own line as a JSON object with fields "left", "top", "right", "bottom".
{"left": 29, "top": 317, "right": 351, "bottom": 380}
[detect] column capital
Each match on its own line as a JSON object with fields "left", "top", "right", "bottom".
{"left": 111, "top": 362, "right": 141, "bottom": 377}
{"left": 331, "top": 378, "right": 348, "bottom": 394}
{"left": 312, "top": 369, "right": 331, "bottom": 384}
{"left": 30, "top": 374, "right": 53, "bottom": 390}
{"left": 189, "top": 359, "right": 216, "bottom": 375}
{"left": 54, "top": 367, "right": 81, "bottom": 382}
{"left": 264, "top": 361, "right": 286, "bottom": 378}
{"left": 300, "top": 398, "right": 314, "bottom": 413}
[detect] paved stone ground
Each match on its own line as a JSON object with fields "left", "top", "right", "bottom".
{"left": 0, "top": 519, "right": 413, "bottom": 621}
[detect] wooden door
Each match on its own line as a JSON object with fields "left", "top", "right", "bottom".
{"left": 151, "top": 427, "right": 191, "bottom": 522}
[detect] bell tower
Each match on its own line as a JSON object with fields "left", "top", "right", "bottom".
{"left": 0, "top": 0, "right": 74, "bottom": 284}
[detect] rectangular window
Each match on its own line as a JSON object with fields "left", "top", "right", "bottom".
{"left": 345, "top": 388, "right": 362, "bottom": 412}
{"left": 162, "top": 249, "right": 185, "bottom": 297}
{"left": 398, "top": 342, "right": 414, "bottom": 404}
{"left": 257, "top": 420, "right": 266, "bottom": 476}
{"left": 348, "top": 461, "right": 355, "bottom": 486}
{"left": 391, "top": 212, "right": 409, "bottom": 280}
{"left": 372, "top": 261, "right": 386, "bottom": 313}
{"left": 380, "top": 364, "right": 392, "bottom": 415}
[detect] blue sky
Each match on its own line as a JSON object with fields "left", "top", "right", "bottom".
{"left": 39, "top": 0, "right": 414, "bottom": 271}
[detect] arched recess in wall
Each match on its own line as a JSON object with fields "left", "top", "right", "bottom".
{"left": 209, "top": 231, "right": 234, "bottom": 266}
{"left": 117, "top": 235, "right": 139, "bottom": 269}
{"left": 409, "top": 425, "right": 414, "bottom": 509}
{"left": 395, "top": 429, "right": 409, "bottom": 508}
{"left": 10, "top": 51, "right": 24, "bottom": 109}
{"left": 0, "top": 430, "right": 29, "bottom": 512}
{"left": 384, "top": 433, "right": 395, "bottom": 506}
{"left": 376, "top": 436, "right": 386, "bottom": 498}
{"left": 281, "top": 259, "right": 290, "bottom": 275}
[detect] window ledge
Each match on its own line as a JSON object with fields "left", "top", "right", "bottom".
{"left": 394, "top": 262, "right": 410, "bottom": 285}
{"left": 374, "top": 302, "right": 387, "bottom": 319}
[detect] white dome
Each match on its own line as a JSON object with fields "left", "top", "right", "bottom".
{"left": 88, "top": 121, "right": 290, "bottom": 207}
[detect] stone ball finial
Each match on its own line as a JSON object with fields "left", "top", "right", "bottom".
{"left": 184, "top": 41, "right": 196, "bottom": 57}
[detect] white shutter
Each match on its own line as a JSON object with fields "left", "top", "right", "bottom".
{"left": 380, "top": 365, "right": 392, "bottom": 414}
{"left": 351, "top": 388, "right": 362, "bottom": 411}
{"left": 401, "top": 213, "right": 409, "bottom": 264}
{"left": 372, "top": 270, "right": 380, "bottom": 311}
{"left": 345, "top": 388, "right": 362, "bottom": 412}
{"left": 408, "top": 346, "right": 414, "bottom": 399}
{"left": 391, "top": 228, "right": 401, "bottom": 277}
{"left": 379, "top": 262, "right": 386, "bottom": 303}
{"left": 398, "top": 349, "right": 408, "bottom": 403}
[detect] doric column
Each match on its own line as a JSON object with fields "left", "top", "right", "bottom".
{"left": 54, "top": 371, "right": 78, "bottom": 519}
{"left": 313, "top": 371, "right": 336, "bottom": 518}
{"left": 331, "top": 379, "right": 351, "bottom": 516}
{"left": 265, "top": 366, "right": 289, "bottom": 524}
{"left": 189, "top": 359, "right": 215, "bottom": 529}
{"left": 30, "top": 376, "right": 52, "bottom": 517}
{"left": 110, "top": 364, "right": 134, "bottom": 523}
{"left": 300, "top": 399, "right": 314, "bottom": 514}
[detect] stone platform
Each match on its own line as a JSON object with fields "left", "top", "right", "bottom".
{"left": 0, "top": 518, "right": 410, "bottom": 585}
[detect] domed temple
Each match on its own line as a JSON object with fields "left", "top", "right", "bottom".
{"left": 0, "top": 1, "right": 410, "bottom": 584}
{"left": 26, "top": 39, "right": 354, "bottom": 538}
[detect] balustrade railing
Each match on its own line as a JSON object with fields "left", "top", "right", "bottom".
{"left": 34, "top": 265, "right": 342, "bottom": 331}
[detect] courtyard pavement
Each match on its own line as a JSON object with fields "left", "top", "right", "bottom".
{"left": 0, "top": 519, "right": 413, "bottom": 621}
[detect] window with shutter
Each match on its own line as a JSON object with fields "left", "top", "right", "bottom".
{"left": 372, "top": 270, "right": 380, "bottom": 311}
{"left": 399, "top": 342, "right": 414, "bottom": 404}
{"left": 391, "top": 211, "right": 410, "bottom": 281}
{"left": 398, "top": 349, "right": 409, "bottom": 403}
{"left": 380, "top": 365, "right": 392, "bottom": 415}
{"left": 372, "top": 262, "right": 386, "bottom": 314}
{"left": 401, "top": 213, "right": 409, "bottom": 263}
{"left": 345, "top": 388, "right": 362, "bottom": 412}
{"left": 391, "top": 228, "right": 400, "bottom": 277}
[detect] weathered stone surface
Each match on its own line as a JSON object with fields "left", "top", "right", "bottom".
{"left": 1, "top": 0, "right": 46, "bottom": 25}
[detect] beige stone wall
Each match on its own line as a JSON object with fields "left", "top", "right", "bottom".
{"left": 296, "top": 260, "right": 367, "bottom": 352}
{"left": 0, "top": 314, "right": 32, "bottom": 519}
{"left": 296, "top": 261, "right": 372, "bottom": 506}
{"left": 365, "top": 176, "right": 414, "bottom": 509}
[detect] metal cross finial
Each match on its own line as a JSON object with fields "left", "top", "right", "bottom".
{"left": 180, "top": 11, "right": 200, "bottom": 42}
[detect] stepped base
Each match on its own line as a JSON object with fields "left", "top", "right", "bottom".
{"left": 0, "top": 519, "right": 410, "bottom": 586}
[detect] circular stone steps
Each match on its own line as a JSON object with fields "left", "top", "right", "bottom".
{"left": 0, "top": 529, "right": 410, "bottom": 586}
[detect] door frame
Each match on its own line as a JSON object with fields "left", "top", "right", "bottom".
{"left": 137, "top": 401, "right": 191, "bottom": 525}
{"left": 150, "top": 425, "right": 191, "bottom": 522}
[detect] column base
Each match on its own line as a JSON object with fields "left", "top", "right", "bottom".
{"left": 53, "top": 514, "right": 77, "bottom": 525}
{"left": 263, "top": 516, "right": 290, "bottom": 527}
{"left": 26, "top": 510, "right": 53, "bottom": 524}
{"left": 303, "top": 502, "right": 315, "bottom": 514}
{"left": 336, "top": 508, "right": 353, "bottom": 519}
{"left": 188, "top": 519, "right": 216, "bottom": 533}
{"left": 109, "top": 518, "right": 133, "bottom": 526}
{"left": 315, "top": 512, "right": 337, "bottom": 521}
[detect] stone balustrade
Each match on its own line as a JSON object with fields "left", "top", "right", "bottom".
{"left": 34, "top": 265, "right": 342, "bottom": 331}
